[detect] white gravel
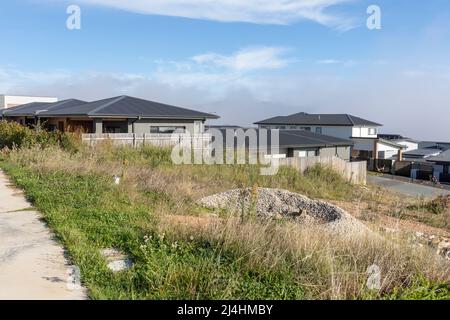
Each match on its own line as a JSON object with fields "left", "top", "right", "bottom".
{"left": 198, "top": 188, "right": 370, "bottom": 235}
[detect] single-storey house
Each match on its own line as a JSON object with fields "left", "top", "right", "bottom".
{"left": 426, "top": 150, "right": 450, "bottom": 183}
{"left": 254, "top": 112, "right": 404, "bottom": 160}
{"left": 212, "top": 128, "right": 354, "bottom": 161}
{"left": 2, "top": 95, "right": 219, "bottom": 134}
{"left": 274, "top": 130, "right": 354, "bottom": 160}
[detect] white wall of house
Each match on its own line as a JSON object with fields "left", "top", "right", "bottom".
{"left": 352, "top": 126, "right": 378, "bottom": 138}
{"left": 394, "top": 140, "right": 418, "bottom": 152}
{"left": 377, "top": 142, "right": 401, "bottom": 159}
{"left": 0, "top": 95, "right": 58, "bottom": 109}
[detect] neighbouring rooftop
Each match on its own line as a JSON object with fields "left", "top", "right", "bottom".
{"left": 1, "top": 95, "right": 219, "bottom": 120}
{"left": 214, "top": 128, "right": 354, "bottom": 149}
{"left": 403, "top": 148, "right": 442, "bottom": 158}
{"left": 255, "top": 113, "right": 382, "bottom": 127}
{"left": 427, "top": 149, "right": 450, "bottom": 163}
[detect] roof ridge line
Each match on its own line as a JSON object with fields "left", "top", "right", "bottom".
{"left": 36, "top": 99, "right": 80, "bottom": 114}
{"left": 88, "top": 96, "right": 127, "bottom": 116}
{"left": 345, "top": 114, "right": 355, "bottom": 126}
{"left": 44, "top": 99, "right": 72, "bottom": 109}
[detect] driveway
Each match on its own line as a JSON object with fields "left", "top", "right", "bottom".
{"left": 0, "top": 170, "right": 86, "bottom": 300}
{"left": 368, "top": 175, "right": 450, "bottom": 198}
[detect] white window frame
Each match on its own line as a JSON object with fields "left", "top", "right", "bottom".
{"left": 368, "top": 127, "right": 377, "bottom": 135}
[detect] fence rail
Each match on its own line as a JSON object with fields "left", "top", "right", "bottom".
{"left": 279, "top": 156, "right": 367, "bottom": 185}
{"left": 82, "top": 133, "right": 211, "bottom": 148}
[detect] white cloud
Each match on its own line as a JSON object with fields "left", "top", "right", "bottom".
{"left": 317, "top": 59, "right": 341, "bottom": 64}
{"left": 191, "top": 47, "right": 289, "bottom": 72}
{"left": 78, "top": 0, "right": 356, "bottom": 28}
{"left": 151, "top": 47, "right": 292, "bottom": 97}
{"left": 316, "top": 59, "right": 359, "bottom": 67}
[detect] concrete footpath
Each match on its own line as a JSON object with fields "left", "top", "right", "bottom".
{"left": 0, "top": 169, "right": 86, "bottom": 300}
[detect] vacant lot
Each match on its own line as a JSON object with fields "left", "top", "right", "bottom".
{"left": 0, "top": 131, "right": 449, "bottom": 299}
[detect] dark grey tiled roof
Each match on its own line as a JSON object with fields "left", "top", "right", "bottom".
{"left": 277, "top": 130, "right": 354, "bottom": 148}
{"left": 210, "top": 129, "right": 354, "bottom": 148}
{"left": 41, "top": 95, "right": 219, "bottom": 120}
{"left": 403, "top": 148, "right": 442, "bottom": 157}
{"left": 419, "top": 141, "right": 450, "bottom": 151}
{"left": 1, "top": 102, "right": 51, "bottom": 117}
{"left": 255, "top": 112, "right": 382, "bottom": 126}
{"left": 3, "top": 99, "right": 86, "bottom": 117}
{"left": 427, "top": 150, "right": 450, "bottom": 163}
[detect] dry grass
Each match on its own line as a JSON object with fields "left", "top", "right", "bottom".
{"left": 2, "top": 142, "right": 450, "bottom": 299}
{"left": 159, "top": 213, "right": 450, "bottom": 299}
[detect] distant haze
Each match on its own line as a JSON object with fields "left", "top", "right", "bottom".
{"left": 0, "top": 1, "right": 449, "bottom": 141}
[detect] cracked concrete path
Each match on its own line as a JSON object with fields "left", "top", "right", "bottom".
{"left": 0, "top": 169, "right": 87, "bottom": 300}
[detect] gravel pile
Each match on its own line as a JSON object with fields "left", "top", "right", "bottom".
{"left": 198, "top": 188, "right": 369, "bottom": 235}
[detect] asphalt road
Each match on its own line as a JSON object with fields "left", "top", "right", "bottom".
{"left": 368, "top": 175, "right": 450, "bottom": 198}
{"left": 0, "top": 170, "right": 86, "bottom": 300}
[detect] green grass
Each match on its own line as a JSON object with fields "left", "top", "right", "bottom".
{"left": 0, "top": 162, "right": 306, "bottom": 299}
{"left": 1, "top": 143, "right": 449, "bottom": 300}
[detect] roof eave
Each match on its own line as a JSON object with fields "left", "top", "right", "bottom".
{"left": 88, "top": 114, "right": 220, "bottom": 120}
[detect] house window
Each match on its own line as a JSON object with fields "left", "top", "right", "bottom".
{"left": 105, "top": 126, "right": 123, "bottom": 133}
{"left": 315, "top": 127, "right": 322, "bottom": 134}
{"left": 301, "top": 127, "right": 311, "bottom": 132}
{"left": 368, "top": 128, "right": 377, "bottom": 135}
{"left": 150, "top": 126, "right": 186, "bottom": 134}
{"left": 289, "top": 126, "right": 297, "bottom": 130}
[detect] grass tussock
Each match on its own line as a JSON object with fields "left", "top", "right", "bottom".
{"left": 0, "top": 138, "right": 449, "bottom": 300}
{"left": 408, "top": 195, "right": 449, "bottom": 215}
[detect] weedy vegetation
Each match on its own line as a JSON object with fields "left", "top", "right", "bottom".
{"left": 0, "top": 122, "right": 449, "bottom": 300}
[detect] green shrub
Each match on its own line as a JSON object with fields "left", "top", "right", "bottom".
{"left": 386, "top": 277, "right": 450, "bottom": 300}
{"left": 0, "top": 120, "right": 80, "bottom": 151}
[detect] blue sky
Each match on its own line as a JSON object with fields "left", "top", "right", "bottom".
{"left": 0, "top": 0, "right": 449, "bottom": 140}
